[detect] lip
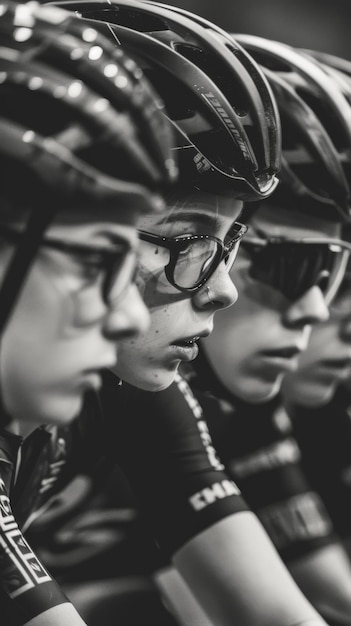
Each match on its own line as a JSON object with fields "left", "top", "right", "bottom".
{"left": 171, "top": 329, "right": 212, "bottom": 362}
{"left": 317, "top": 358, "right": 351, "bottom": 378}
{"left": 171, "top": 343, "right": 199, "bottom": 362}
{"left": 261, "top": 346, "right": 303, "bottom": 360}
{"left": 259, "top": 346, "right": 302, "bottom": 373}
{"left": 320, "top": 358, "right": 351, "bottom": 369}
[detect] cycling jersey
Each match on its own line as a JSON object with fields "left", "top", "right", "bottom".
{"left": 287, "top": 385, "right": 351, "bottom": 541}
{"left": 0, "top": 427, "right": 74, "bottom": 625}
{"left": 0, "top": 367, "right": 249, "bottom": 624}
{"left": 180, "top": 346, "right": 337, "bottom": 563}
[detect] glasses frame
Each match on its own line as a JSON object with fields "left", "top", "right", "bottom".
{"left": 241, "top": 234, "right": 351, "bottom": 303}
{"left": 138, "top": 222, "right": 247, "bottom": 293}
{"left": 0, "top": 224, "right": 135, "bottom": 303}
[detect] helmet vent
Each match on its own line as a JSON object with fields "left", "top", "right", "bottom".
{"left": 296, "top": 89, "right": 347, "bottom": 151}
{"left": 243, "top": 49, "right": 290, "bottom": 73}
{"left": 76, "top": 6, "right": 169, "bottom": 33}
{"left": 173, "top": 42, "right": 249, "bottom": 116}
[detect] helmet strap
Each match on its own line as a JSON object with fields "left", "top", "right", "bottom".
{"left": 0, "top": 205, "right": 58, "bottom": 336}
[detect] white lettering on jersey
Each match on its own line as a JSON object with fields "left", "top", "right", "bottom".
{"left": 189, "top": 479, "right": 241, "bottom": 511}
{"left": 175, "top": 373, "right": 224, "bottom": 471}
{"left": 0, "top": 494, "right": 51, "bottom": 597}
{"left": 259, "top": 492, "right": 332, "bottom": 549}
{"left": 230, "top": 438, "right": 301, "bottom": 478}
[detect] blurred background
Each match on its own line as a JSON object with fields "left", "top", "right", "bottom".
{"left": 151, "top": 0, "right": 351, "bottom": 59}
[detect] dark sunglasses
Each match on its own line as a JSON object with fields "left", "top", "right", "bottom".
{"left": 241, "top": 234, "right": 351, "bottom": 303}
{"left": 0, "top": 224, "right": 136, "bottom": 303}
{"left": 138, "top": 222, "right": 247, "bottom": 293}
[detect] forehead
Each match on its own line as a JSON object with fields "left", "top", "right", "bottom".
{"left": 139, "top": 191, "right": 243, "bottom": 230}
{"left": 55, "top": 205, "right": 141, "bottom": 228}
{"left": 250, "top": 202, "right": 342, "bottom": 239}
{"left": 46, "top": 206, "right": 140, "bottom": 247}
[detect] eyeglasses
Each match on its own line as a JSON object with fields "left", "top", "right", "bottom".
{"left": 329, "top": 274, "right": 351, "bottom": 316}
{"left": 241, "top": 233, "right": 351, "bottom": 303}
{"left": 0, "top": 224, "right": 137, "bottom": 304}
{"left": 138, "top": 222, "right": 247, "bottom": 293}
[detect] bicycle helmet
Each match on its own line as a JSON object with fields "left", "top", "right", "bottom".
{"left": 48, "top": 0, "right": 281, "bottom": 201}
{"left": 0, "top": 0, "right": 177, "bottom": 335}
{"left": 299, "top": 49, "right": 351, "bottom": 105}
{"left": 232, "top": 34, "right": 351, "bottom": 222}
{"left": 300, "top": 49, "right": 351, "bottom": 80}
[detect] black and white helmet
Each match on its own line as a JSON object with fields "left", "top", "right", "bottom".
{"left": 234, "top": 34, "right": 351, "bottom": 221}
{"left": 0, "top": 0, "right": 177, "bottom": 333}
{"left": 49, "top": 0, "right": 282, "bottom": 201}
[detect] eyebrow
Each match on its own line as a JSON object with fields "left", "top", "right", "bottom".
{"left": 95, "top": 231, "right": 136, "bottom": 249}
{"left": 154, "top": 211, "right": 222, "bottom": 232}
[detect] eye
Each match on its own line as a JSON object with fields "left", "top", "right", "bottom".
{"left": 177, "top": 239, "right": 194, "bottom": 257}
{"left": 67, "top": 251, "right": 109, "bottom": 283}
{"left": 82, "top": 252, "right": 106, "bottom": 269}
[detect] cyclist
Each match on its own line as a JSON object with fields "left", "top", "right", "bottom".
{"left": 280, "top": 68, "right": 351, "bottom": 558}
{"left": 173, "top": 35, "right": 351, "bottom": 626}
{"left": 101, "top": 21, "right": 351, "bottom": 626}
{"left": 282, "top": 261, "right": 351, "bottom": 565}
{"left": 0, "top": 1, "right": 177, "bottom": 624}
{"left": 41, "top": 3, "right": 344, "bottom": 625}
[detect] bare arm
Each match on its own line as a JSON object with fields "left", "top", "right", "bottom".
{"left": 172, "top": 512, "right": 328, "bottom": 626}
{"left": 154, "top": 565, "right": 215, "bottom": 626}
{"left": 289, "top": 543, "right": 351, "bottom": 625}
{"left": 24, "top": 603, "right": 88, "bottom": 626}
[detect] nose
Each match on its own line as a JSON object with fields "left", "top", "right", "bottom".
{"left": 196, "top": 265, "right": 238, "bottom": 310}
{"left": 284, "top": 285, "right": 329, "bottom": 329}
{"left": 103, "top": 283, "right": 150, "bottom": 340}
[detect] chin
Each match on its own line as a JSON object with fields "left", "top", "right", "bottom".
{"left": 132, "top": 370, "right": 177, "bottom": 392}
{"left": 41, "top": 395, "right": 84, "bottom": 425}
{"left": 298, "top": 386, "right": 336, "bottom": 409}
{"left": 237, "top": 377, "right": 282, "bottom": 405}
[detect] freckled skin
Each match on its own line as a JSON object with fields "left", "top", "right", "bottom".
{"left": 114, "top": 193, "right": 242, "bottom": 391}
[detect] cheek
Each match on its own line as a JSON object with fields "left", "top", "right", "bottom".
{"left": 1, "top": 267, "right": 74, "bottom": 388}
{"left": 2, "top": 314, "right": 59, "bottom": 399}
{"left": 148, "top": 303, "right": 178, "bottom": 336}
{"left": 304, "top": 325, "right": 337, "bottom": 363}
{"left": 4, "top": 269, "right": 59, "bottom": 346}
{"left": 136, "top": 260, "right": 188, "bottom": 312}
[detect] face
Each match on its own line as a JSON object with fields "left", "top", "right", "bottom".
{"left": 202, "top": 203, "right": 342, "bottom": 404}
{"left": 0, "top": 206, "right": 150, "bottom": 434}
{"left": 114, "top": 191, "right": 242, "bottom": 391}
{"left": 282, "top": 283, "right": 351, "bottom": 408}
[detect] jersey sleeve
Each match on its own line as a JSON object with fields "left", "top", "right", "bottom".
{"left": 204, "top": 397, "right": 337, "bottom": 563}
{"left": 0, "top": 473, "right": 68, "bottom": 626}
{"left": 99, "top": 370, "right": 250, "bottom": 558}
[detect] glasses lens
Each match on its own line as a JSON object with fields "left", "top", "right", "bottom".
{"left": 173, "top": 237, "right": 219, "bottom": 290}
{"left": 325, "top": 249, "right": 350, "bottom": 304}
{"left": 104, "top": 249, "right": 137, "bottom": 302}
{"left": 243, "top": 240, "right": 345, "bottom": 301}
{"left": 225, "top": 239, "right": 241, "bottom": 273}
